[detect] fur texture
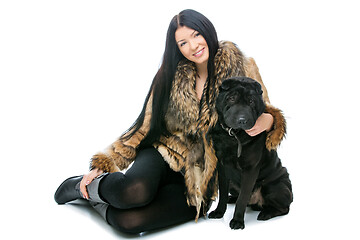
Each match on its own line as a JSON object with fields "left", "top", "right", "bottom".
{"left": 89, "top": 41, "right": 286, "bottom": 220}
{"left": 209, "top": 77, "right": 293, "bottom": 229}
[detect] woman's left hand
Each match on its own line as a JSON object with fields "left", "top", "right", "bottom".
{"left": 245, "top": 113, "right": 274, "bottom": 136}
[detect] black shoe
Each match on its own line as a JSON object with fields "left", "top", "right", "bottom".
{"left": 54, "top": 176, "right": 83, "bottom": 204}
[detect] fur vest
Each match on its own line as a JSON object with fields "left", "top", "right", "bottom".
{"left": 90, "top": 41, "right": 286, "bottom": 220}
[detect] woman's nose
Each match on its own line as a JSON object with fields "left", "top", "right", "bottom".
{"left": 189, "top": 40, "right": 197, "bottom": 50}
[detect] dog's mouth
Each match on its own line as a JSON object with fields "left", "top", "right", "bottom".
{"left": 223, "top": 111, "right": 256, "bottom": 130}
{"left": 224, "top": 119, "right": 255, "bottom": 130}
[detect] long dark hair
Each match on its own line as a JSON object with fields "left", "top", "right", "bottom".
{"left": 122, "top": 9, "right": 219, "bottom": 148}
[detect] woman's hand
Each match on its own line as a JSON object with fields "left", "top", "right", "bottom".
{"left": 245, "top": 113, "right": 274, "bottom": 137}
{"left": 80, "top": 168, "right": 104, "bottom": 199}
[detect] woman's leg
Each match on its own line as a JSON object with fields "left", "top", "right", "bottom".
{"left": 98, "top": 147, "right": 170, "bottom": 209}
{"left": 100, "top": 147, "right": 197, "bottom": 234}
{"left": 55, "top": 147, "right": 167, "bottom": 207}
{"left": 106, "top": 183, "right": 197, "bottom": 234}
{"left": 56, "top": 147, "right": 196, "bottom": 233}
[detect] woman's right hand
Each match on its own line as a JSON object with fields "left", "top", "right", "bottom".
{"left": 80, "top": 168, "right": 104, "bottom": 199}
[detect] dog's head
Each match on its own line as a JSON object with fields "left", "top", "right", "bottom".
{"left": 216, "top": 77, "right": 266, "bottom": 130}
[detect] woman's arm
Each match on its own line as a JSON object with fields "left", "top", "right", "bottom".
{"left": 80, "top": 94, "right": 154, "bottom": 198}
{"left": 244, "top": 57, "right": 286, "bottom": 150}
{"left": 245, "top": 112, "right": 273, "bottom": 136}
{"left": 89, "top": 94, "right": 153, "bottom": 172}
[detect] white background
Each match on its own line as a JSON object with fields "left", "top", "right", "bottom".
{"left": 1, "top": 0, "right": 359, "bottom": 239}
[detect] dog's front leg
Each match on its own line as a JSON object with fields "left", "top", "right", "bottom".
{"left": 208, "top": 162, "right": 229, "bottom": 219}
{"left": 230, "top": 167, "right": 260, "bottom": 230}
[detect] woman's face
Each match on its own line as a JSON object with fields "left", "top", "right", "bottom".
{"left": 175, "top": 26, "right": 209, "bottom": 66}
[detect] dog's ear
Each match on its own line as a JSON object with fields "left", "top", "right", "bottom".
{"left": 249, "top": 80, "right": 263, "bottom": 95}
{"left": 219, "top": 79, "right": 234, "bottom": 91}
{"left": 255, "top": 86, "right": 263, "bottom": 95}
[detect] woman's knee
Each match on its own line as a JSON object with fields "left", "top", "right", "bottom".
{"left": 100, "top": 172, "right": 156, "bottom": 209}
{"left": 111, "top": 220, "right": 144, "bottom": 235}
{"left": 116, "top": 178, "right": 155, "bottom": 208}
{"left": 106, "top": 184, "right": 197, "bottom": 234}
{"left": 106, "top": 207, "right": 146, "bottom": 234}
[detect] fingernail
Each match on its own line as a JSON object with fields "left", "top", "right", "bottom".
{"left": 86, "top": 180, "right": 90, "bottom": 185}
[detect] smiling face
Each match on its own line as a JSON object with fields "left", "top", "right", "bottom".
{"left": 175, "top": 26, "right": 209, "bottom": 66}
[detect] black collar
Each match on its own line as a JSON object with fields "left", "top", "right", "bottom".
{"left": 220, "top": 123, "right": 237, "bottom": 137}
{"left": 220, "top": 123, "right": 242, "bottom": 157}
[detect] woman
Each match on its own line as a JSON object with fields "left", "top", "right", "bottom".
{"left": 54, "top": 9, "right": 286, "bottom": 234}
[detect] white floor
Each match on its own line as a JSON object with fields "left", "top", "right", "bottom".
{"left": 8, "top": 163, "right": 359, "bottom": 240}
{"left": 1, "top": 1, "right": 360, "bottom": 239}
{"left": 13, "top": 115, "right": 356, "bottom": 240}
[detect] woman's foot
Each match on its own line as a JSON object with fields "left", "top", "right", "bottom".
{"left": 54, "top": 176, "right": 83, "bottom": 204}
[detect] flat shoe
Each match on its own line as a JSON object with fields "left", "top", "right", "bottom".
{"left": 54, "top": 175, "right": 83, "bottom": 204}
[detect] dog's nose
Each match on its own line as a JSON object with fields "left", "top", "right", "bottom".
{"left": 238, "top": 117, "right": 247, "bottom": 125}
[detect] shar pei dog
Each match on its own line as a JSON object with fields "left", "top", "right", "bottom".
{"left": 209, "top": 76, "right": 293, "bottom": 230}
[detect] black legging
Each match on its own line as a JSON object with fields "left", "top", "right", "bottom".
{"left": 98, "top": 148, "right": 197, "bottom": 234}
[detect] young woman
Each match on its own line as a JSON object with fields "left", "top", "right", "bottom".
{"left": 54, "top": 9, "right": 286, "bottom": 234}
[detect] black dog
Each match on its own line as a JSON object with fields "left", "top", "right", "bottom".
{"left": 209, "top": 77, "right": 293, "bottom": 230}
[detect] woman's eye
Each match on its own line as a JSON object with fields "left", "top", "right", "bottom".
{"left": 195, "top": 32, "right": 201, "bottom": 37}
{"left": 180, "top": 42, "right": 186, "bottom": 47}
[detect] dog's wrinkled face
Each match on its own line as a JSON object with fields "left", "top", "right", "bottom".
{"left": 216, "top": 77, "right": 265, "bottom": 130}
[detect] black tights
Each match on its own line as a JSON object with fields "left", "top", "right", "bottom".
{"left": 98, "top": 148, "right": 197, "bottom": 234}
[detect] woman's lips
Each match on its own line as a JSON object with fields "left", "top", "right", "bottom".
{"left": 193, "top": 48, "right": 205, "bottom": 57}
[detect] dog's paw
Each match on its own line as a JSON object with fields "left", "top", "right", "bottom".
{"left": 208, "top": 210, "right": 224, "bottom": 219}
{"left": 228, "top": 195, "right": 238, "bottom": 204}
{"left": 229, "top": 219, "right": 245, "bottom": 230}
{"left": 257, "top": 207, "right": 289, "bottom": 221}
{"left": 257, "top": 210, "right": 273, "bottom": 221}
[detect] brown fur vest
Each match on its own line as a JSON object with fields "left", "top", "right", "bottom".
{"left": 90, "top": 41, "right": 286, "bottom": 220}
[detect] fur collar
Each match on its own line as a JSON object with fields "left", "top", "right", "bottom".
{"left": 166, "top": 41, "right": 246, "bottom": 137}
{"left": 162, "top": 41, "right": 248, "bottom": 220}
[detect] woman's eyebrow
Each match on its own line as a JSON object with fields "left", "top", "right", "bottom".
{"left": 177, "top": 30, "right": 197, "bottom": 44}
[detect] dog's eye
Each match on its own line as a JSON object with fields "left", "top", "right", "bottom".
{"left": 226, "top": 95, "right": 237, "bottom": 103}
{"left": 249, "top": 98, "right": 255, "bottom": 107}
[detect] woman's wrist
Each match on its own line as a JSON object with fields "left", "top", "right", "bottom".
{"left": 265, "top": 113, "right": 274, "bottom": 132}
